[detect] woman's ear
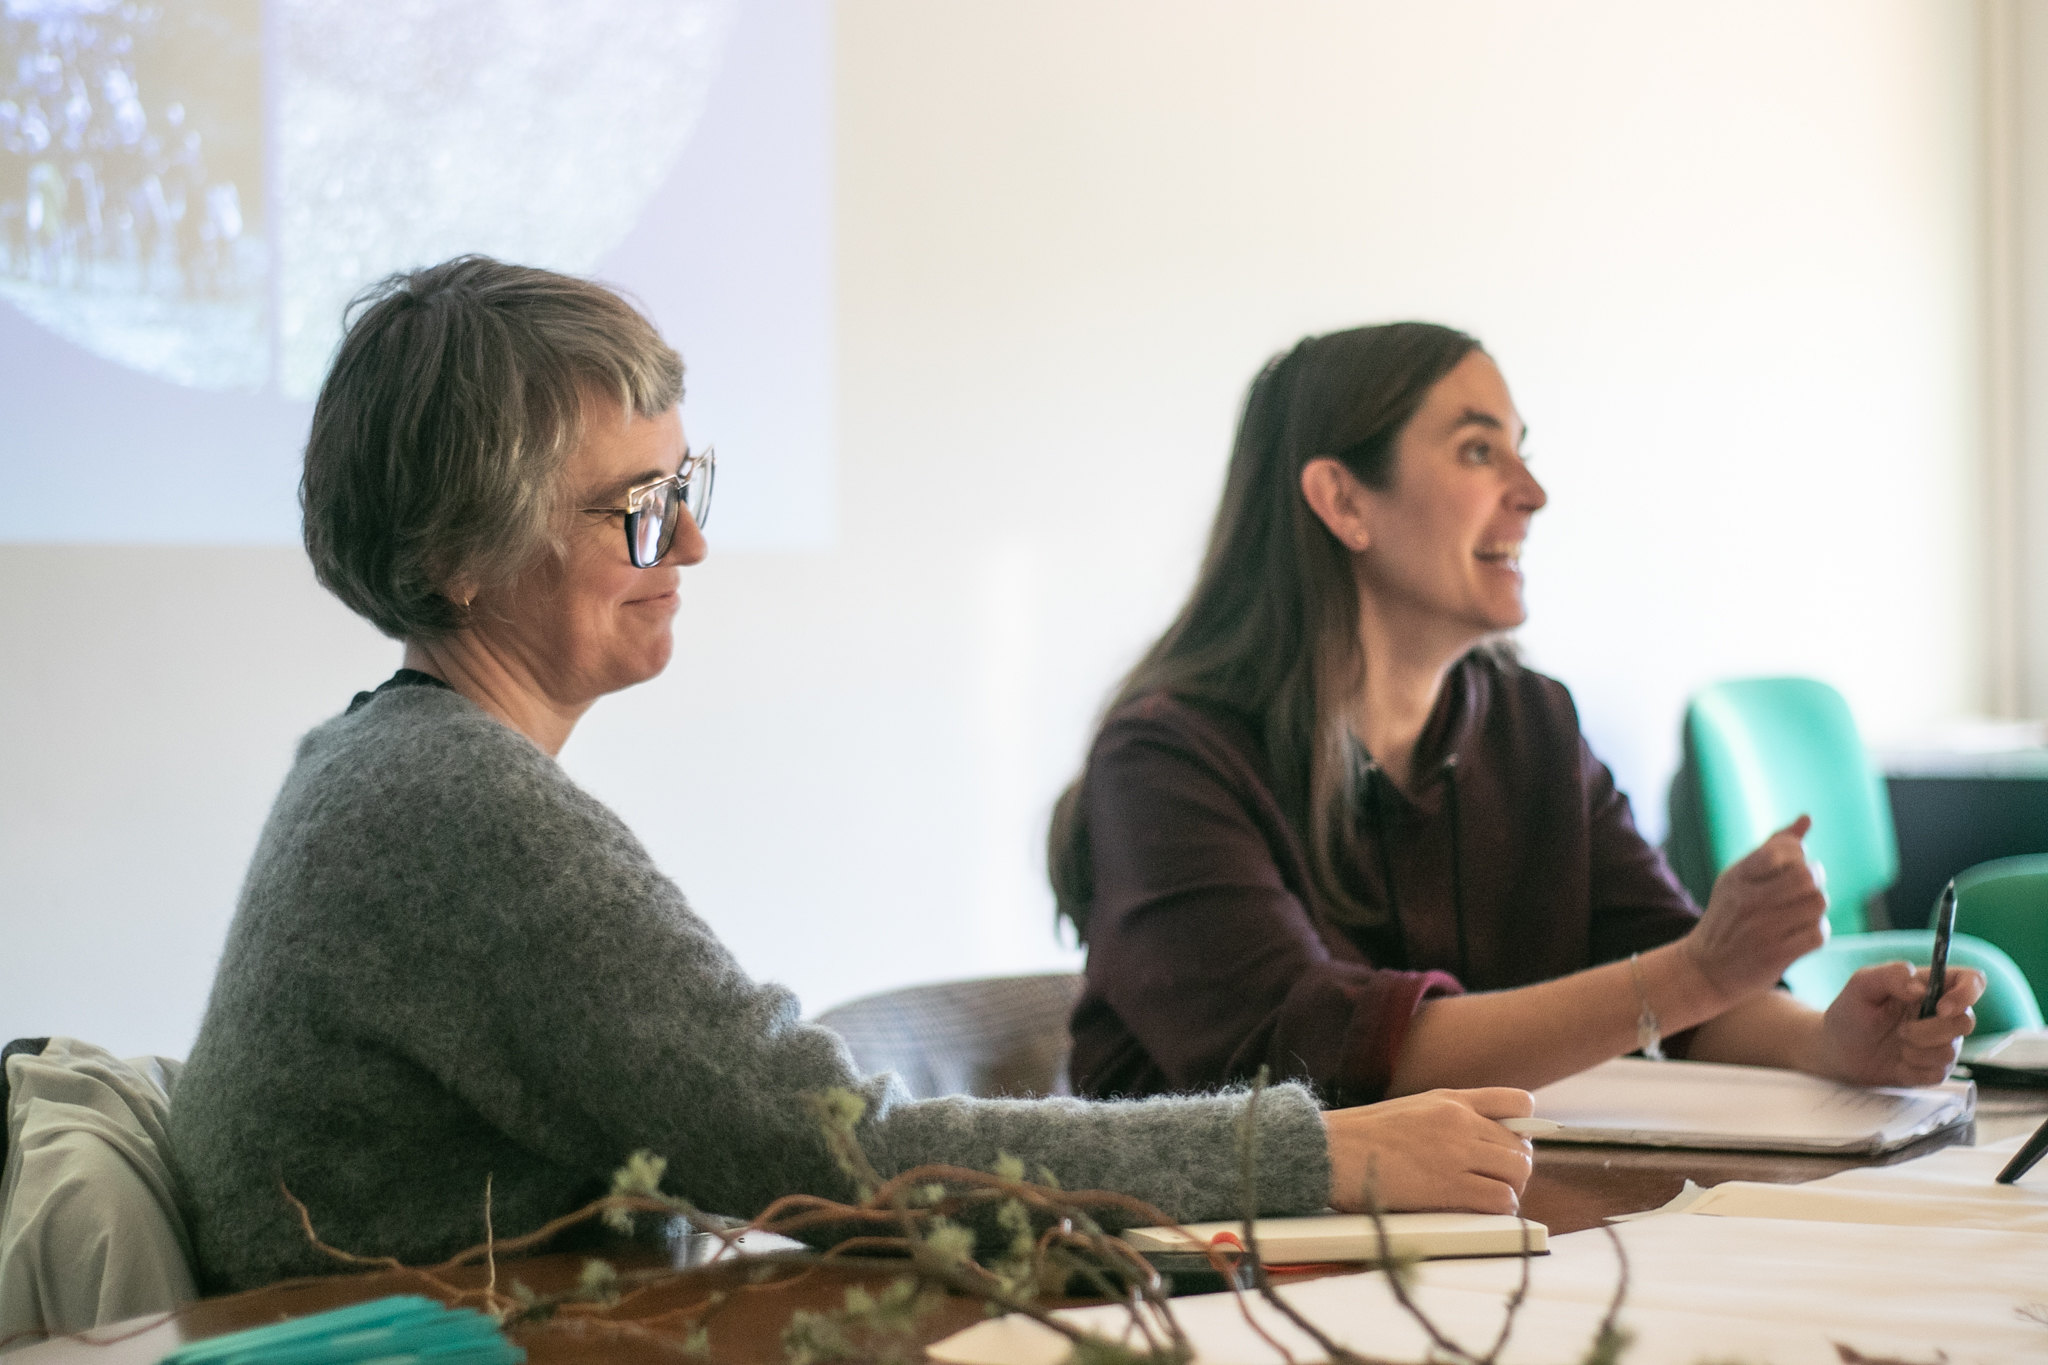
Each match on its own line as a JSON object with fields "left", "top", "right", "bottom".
{"left": 1300, "top": 457, "right": 1373, "bottom": 553}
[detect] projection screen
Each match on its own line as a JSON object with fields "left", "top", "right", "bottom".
{"left": 0, "top": 0, "right": 832, "bottom": 548}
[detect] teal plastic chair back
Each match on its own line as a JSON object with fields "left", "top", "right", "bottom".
{"left": 1954, "top": 854, "right": 2048, "bottom": 1008}
{"left": 1685, "top": 678, "right": 1897, "bottom": 935}
{"left": 1781, "top": 930, "right": 2045, "bottom": 1034}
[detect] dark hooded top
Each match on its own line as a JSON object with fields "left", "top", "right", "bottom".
{"left": 1067, "top": 651, "right": 1701, "bottom": 1106}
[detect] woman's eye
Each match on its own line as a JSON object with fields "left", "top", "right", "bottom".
{"left": 1462, "top": 443, "right": 1492, "bottom": 464}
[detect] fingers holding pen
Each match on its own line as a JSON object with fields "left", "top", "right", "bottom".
{"left": 1816, "top": 961, "right": 1984, "bottom": 1087}
{"left": 1848, "top": 961, "right": 1984, "bottom": 1024}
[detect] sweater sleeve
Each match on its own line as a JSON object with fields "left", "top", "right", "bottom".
{"left": 1078, "top": 711, "right": 1460, "bottom": 1103}
{"left": 325, "top": 696, "right": 1330, "bottom": 1233}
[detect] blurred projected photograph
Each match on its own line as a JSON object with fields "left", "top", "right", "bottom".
{"left": 1, "top": 0, "right": 830, "bottom": 547}
{"left": 0, "top": 0, "right": 267, "bottom": 388}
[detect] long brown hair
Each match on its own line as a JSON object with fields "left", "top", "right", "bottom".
{"left": 1049, "top": 322, "right": 1481, "bottom": 938}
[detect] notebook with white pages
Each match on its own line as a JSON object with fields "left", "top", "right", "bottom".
{"left": 1530, "top": 1056, "right": 1974, "bottom": 1154}
{"left": 1121, "top": 1211, "right": 1547, "bottom": 1263}
{"left": 1961, "top": 1027, "right": 2048, "bottom": 1084}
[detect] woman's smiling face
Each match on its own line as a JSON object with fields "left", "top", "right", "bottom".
{"left": 470, "top": 397, "right": 707, "bottom": 710}
{"left": 1350, "top": 350, "right": 1547, "bottom": 647}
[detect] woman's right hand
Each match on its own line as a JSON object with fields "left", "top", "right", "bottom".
{"left": 1322, "top": 1087, "right": 1535, "bottom": 1215}
{"left": 1683, "top": 815, "right": 1830, "bottom": 1002}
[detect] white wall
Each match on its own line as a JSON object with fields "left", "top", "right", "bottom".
{"left": 2008, "top": 0, "right": 2048, "bottom": 717}
{"left": 0, "top": 0, "right": 1993, "bottom": 1056}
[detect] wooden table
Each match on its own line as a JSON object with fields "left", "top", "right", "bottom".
{"left": 14, "top": 1096, "right": 2046, "bottom": 1365}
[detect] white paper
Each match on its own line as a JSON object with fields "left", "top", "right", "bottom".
{"left": 1530, "top": 1056, "right": 1973, "bottom": 1153}
{"left": 1967, "top": 1027, "right": 2048, "bottom": 1069}
{"left": 1677, "top": 1133, "right": 2048, "bottom": 1231}
{"left": 930, "top": 1215, "right": 2048, "bottom": 1365}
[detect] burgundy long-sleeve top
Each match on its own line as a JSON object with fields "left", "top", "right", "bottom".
{"left": 1068, "top": 653, "right": 1701, "bottom": 1106}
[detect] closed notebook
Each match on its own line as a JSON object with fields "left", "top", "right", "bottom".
{"left": 1961, "top": 1027, "right": 2048, "bottom": 1085}
{"left": 1122, "top": 1212, "right": 1547, "bottom": 1263}
{"left": 1532, "top": 1056, "right": 1974, "bottom": 1154}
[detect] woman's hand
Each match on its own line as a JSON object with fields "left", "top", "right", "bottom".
{"left": 1807, "top": 962, "right": 1985, "bottom": 1087}
{"left": 1681, "top": 816, "right": 1830, "bottom": 1003}
{"left": 1322, "top": 1087, "right": 1535, "bottom": 1215}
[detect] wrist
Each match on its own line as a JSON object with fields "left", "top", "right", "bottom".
{"left": 1645, "top": 939, "right": 1736, "bottom": 1033}
{"left": 1789, "top": 1002, "right": 1838, "bottom": 1077}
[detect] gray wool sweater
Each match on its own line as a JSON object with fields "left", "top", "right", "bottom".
{"left": 168, "top": 684, "right": 1332, "bottom": 1292}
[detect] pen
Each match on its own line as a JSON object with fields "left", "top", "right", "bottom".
{"left": 1995, "top": 1112, "right": 2048, "bottom": 1185}
{"left": 1918, "top": 879, "right": 1956, "bottom": 1021}
{"left": 1500, "top": 1117, "right": 1562, "bottom": 1137}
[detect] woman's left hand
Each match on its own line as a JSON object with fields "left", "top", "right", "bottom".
{"left": 1809, "top": 962, "right": 1985, "bottom": 1087}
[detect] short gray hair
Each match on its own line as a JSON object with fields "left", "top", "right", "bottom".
{"left": 302, "top": 255, "right": 685, "bottom": 640}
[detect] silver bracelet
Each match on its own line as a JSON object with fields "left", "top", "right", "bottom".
{"left": 1629, "top": 952, "right": 1665, "bottom": 1061}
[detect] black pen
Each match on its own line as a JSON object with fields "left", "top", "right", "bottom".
{"left": 1919, "top": 879, "right": 1956, "bottom": 1020}
{"left": 1996, "top": 1112, "right": 2048, "bottom": 1184}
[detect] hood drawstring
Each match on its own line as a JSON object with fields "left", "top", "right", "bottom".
{"left": 1361, "top": 760, "right": 1411, "bottom": 965}
{"left": 1443, "top": 755, "right": 1470, "bottom": 983}
{"left": 1361, "top": 754, "right": 1470, "bottom": 982}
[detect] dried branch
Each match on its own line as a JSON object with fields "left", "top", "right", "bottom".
{"left": 1478, "top": 1207, "right": 1537, "bottom": 1365}
{"left": 1576, "top": 1225, "right": 1634, "bottom": 1365}
{"left": 1830, "top": 1345, "right": 1951, "bottom": 1365}
{"left": 482, "top": 1174, "right": 497, "bottom": 1307}
{"left": 266, "top": 1082, "right": 1607, "bottom": 1365}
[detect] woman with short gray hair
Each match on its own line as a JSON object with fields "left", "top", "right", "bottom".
{"left": 168, "top": 255, "right": 1536, "bottom": 1293}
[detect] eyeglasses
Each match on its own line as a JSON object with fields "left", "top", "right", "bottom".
{"left": 578, "top": 446, "right": 715, "bottom": 568}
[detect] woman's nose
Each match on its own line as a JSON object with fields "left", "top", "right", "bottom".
{"left": 664, "top": 508, "right": 709, "bottom": 566}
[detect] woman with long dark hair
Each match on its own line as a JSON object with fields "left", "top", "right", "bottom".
{"left": 1050, "top": 324, "right": 1980, "bottom": 1106}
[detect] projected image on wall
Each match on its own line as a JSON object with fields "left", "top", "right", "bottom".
{"left": 2, "top": 0, "right": 266, "bottom": 387}
{"left": 0, "top": 0, "right": 832, "bottom": 548}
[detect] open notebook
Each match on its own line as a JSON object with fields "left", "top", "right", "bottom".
{"left": 1961, "top": 1027, "right": 2048, "bottom": 1085}
{"left": 1123, "top": 1212, "right": 1547, "bottom": 1263}
{"left": 1532, "top": 1056, "right": 1974, "bottom": 1154}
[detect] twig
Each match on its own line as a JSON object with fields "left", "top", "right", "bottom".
{"left": 1597, "top": 1222, "right": 1630, "bottom": 1346}
{"left": 1231, "top": 1070, "right": 1314, "bottom": 1365}
{"left": 281, "top": 1182, "right": 412, "bottom": 1275}
{"left": 1478, "top": 1207, "right": 1536, "bottom": 1365}
{"left": 482, "top": 1174, "right": 497, "bottom": 1307}
{"left": 1597, "top": 1219, "right": 1630, "bottom": 1342}
{"left": 266, "top": 1092, "right": 1603, "bottom": 1365}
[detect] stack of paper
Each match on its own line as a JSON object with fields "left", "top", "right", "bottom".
{"left": 1530, "top": 1056, "right": 1973, "bottom": 1153}
{"left": 1664, "top": 1133, "right": 2048, "bottom": 1231}
{"left": 932, "top": 1207, "right": 2048, "bottom": 1365}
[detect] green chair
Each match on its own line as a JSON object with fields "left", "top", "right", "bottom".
{"left": 1672, "top": 677, "right": 2044, "bottom": 1024}
{"left": 1682, "top": 677, "right": 1895, "bottom": 934}
{"left": 1781, "top": 930, "right": 2044, "bottom": 1034}
{"left": 1954, "top": 854, "right": 2048, "bottom": 1007}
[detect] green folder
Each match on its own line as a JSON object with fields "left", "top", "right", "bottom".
{"left": 158, "top": 1294, "right": 524, "bottom": 1365}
